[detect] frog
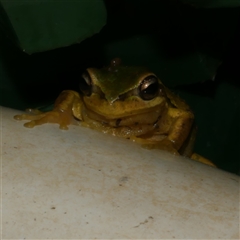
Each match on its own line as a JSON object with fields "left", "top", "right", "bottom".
{"left": 14, "top": 58, "right": 214, "bottom": 167}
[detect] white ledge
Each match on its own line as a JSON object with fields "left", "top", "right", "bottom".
{"left": 1, "top": 106, "right": 239, "bottom": 239}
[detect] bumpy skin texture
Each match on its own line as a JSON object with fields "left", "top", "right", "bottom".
{"left": 14, "top": 60, "right": 215, "bottom": 167}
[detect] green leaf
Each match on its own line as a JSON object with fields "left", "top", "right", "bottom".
{"left": 0, "top": 0, "right": 106, "bottom": 54}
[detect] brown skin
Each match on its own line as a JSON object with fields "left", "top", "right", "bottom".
{"left": 14, "top": 59, "right": 215, "bottom": 166}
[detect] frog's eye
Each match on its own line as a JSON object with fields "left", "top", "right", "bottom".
{"left": 139, "top": 75, "right": 160, "bottom": 100}
{"left": 79, "top": 71, "right": 92, "bottom": 96}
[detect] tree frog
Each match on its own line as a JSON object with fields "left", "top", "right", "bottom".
{"left": 14, "top": 58, "right": 214, "bottom": 166}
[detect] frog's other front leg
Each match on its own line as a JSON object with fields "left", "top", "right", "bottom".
{"left": 166, "top": 108, "right": 216, "bottom": 167}
{"left": 145, "top": 108, "right": 194, "bottom": 155}
{"left": 14, "top": 90, "right": 82, "bottom": 130}
{"left": 166, "top": 108, "right": 194, "bottom": 151}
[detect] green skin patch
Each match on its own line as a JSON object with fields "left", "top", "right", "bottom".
{"left": 89, "top": 66, "right": 153, "bottom": 102}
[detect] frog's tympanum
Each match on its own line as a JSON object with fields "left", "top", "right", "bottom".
{"left": 14, "top": 58, "right": 214, "bottom": 166}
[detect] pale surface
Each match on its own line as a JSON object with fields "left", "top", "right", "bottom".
{"left": 1, "top": 106, "right": 239, "bottom": 239}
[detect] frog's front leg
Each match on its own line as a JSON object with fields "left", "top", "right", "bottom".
{"left": 146, "top": 108, "right": 194, "bottom": 155}
{"left": 166, "top": 108, "right": 194, "bottom": 151}
{"left": 161, "top": 108, "right": 216, "bottom": 166}
{"left": 14, "top": 90, "right": 83, "bottom": 130}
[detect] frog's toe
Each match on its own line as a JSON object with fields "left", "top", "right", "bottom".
{"left": 23, "top": 117, "right": 69, "bottom": 129}
{"left": 14, "top": 114, "right": 24, "bottom": 120}
{"left": 59, "top": 124, "right": 69, "bottom": 130}
{"left": 15, "top": 110, "right": 72, "bottom": 129}
{"left": 24, "top": 120, "right": 37, "bottom": 128}
{"left": 191, "top": 153, "right": 216, "bottom": 167}
{"left": 154, "top": 138, "right": 180, "bottom": 155}
{"left": 14, "top": 113, "right": 44, "bottom": 121}
{"left": 25, "top": 108, "right": 43, "bottom": 115}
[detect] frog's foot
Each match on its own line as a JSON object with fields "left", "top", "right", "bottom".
{"left": 153, "top": 138, "right": 180, "bottom": 155}
{"left": 14, "top": 108, "right": 73, "bottom": 130}
{"left": 132, "top": 136, "right": 180, "bottom": 155}
{"left": 14, "top": 90, "right": 82, "bottom": 130}
{"left": 190, "top": 153, "right": 216, "bottom": 167}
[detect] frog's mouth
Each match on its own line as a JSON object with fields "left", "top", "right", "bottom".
{"left": 82, "top": 93, "right": 167, "bottom": 119}
{"left": 80, "top": 95, "right": 168, "bottom": 138}
{"left": 81, "top": 104, "right": 166, "bottom": 138}
{"left": 83, "top": 103, "right": 164, "bottom": 127}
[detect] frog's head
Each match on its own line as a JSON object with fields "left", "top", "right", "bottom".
{"left": 79, "top": 58, "right": 167, "bottom": 119}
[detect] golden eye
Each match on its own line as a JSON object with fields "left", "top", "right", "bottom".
{"left": 139, "top": 75, "right": 160, "bottom": 100}
{"left": 79, "top": 71, "right": 92, "bottom": 96}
